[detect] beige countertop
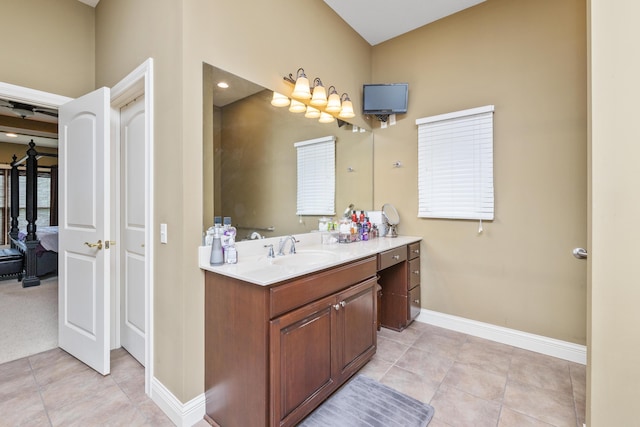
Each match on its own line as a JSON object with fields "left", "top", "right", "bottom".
{"left": 199, "top": 232, "right": 421, "bottom": 286}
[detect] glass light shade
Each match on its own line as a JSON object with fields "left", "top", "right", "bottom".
{"left": 291, "top": 76, "right": 311, "bottom": 99}
{"left": 319, "top": 112, "right": 335, "bottom": 123}
{"left": 338, "top": 99, "right": 355, "bottom": 118}
{"left": 270, "top": 91, "right": 290, "bottom": 107}
{"left": 325, "top": 92, "right": 342, "bottom": 113}
{"left": 305, "top": 106, "right": 321, "bottom": 118}
{"left": 310, "top": 85, "right": 327, "bottom": 106}
{"left": 289, "top": 99, "right": 306, "bottom": 113}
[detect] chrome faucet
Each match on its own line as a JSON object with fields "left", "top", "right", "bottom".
{"left": 277, "top": 235, "right": 298, "bottom": 256}
{"left": 264, "top": 244, "right": 275, "bottom": 258}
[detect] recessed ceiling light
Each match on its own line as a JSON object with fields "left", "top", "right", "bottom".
{"left": 217, "top": 82, "right": 229, "bottom": 89}
{"left": 5, "top": 133, "right": 18, "bottom": 138}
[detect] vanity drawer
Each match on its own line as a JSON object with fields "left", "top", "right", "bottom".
{"left": 270, "top": 256, "right": 377, "bottom": 318}
{"left": 408, "top": 285, "right": 421, "bottom": 322}
{"left": 408, "top": 258, "right": 420, "bottom": 289}
{"left": 408, "top": 242, "right": 420, "bottom": 260}
{"left": 377, "top": 246, "right": 407, "bottom": 270}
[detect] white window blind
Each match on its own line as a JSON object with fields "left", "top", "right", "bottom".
{"left": 416, "top": 105, "right": 494, "bottom": 220}
{"left": 295, "top": 136, "right": 336, "bottom": 216}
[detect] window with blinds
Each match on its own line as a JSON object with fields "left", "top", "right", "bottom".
{"left": 416, "top": 105, "right": 494, "bottom": 220}
{"left": 295, "top": 135, "right": 336, "bottom": 216}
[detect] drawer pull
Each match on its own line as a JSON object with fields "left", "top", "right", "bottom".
{"left": 392, "top": 255, "right": 400, "bottom": 260}
{"left": 333, "top": 303, "right": 341, "bottom": 311}
{"left": 413, "top": 249, "right": 420, "bottom": 254}
{"left": 413, "top": 299, "right": 420, "bottom": 304}
{"left": 340, "top": 301, "right": 346, "bottom": 308}
{"left": 412, "top": 270, "right": 420, "bottom": 275}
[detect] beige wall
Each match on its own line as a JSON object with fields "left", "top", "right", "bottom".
{"left": 371, "top": 0, "right": 588, "bottom": 344}
{"left": 1, "top": 0, "right": 95, "bottom": 97}
{"left": 94, "top": 0, "right": 190, "bottom": 400}
{"left": 588, "top": 0, "right": 640, "bottom": 424}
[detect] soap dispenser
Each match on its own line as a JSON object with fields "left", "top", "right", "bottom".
{"left": 209, "top": 227, "right": 224, "bottom": 266}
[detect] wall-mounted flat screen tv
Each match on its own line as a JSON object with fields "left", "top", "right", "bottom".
{"left": 362, "top": 83, "right": 408, "bottom": 115}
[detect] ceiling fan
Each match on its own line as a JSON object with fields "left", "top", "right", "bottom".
{"left": 0, "top": 98, "right": 58, "bottom": 119}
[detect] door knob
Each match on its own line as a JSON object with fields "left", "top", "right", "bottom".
{"left": 573, "top": 248, "right": 588, "bottom": 259}
{"left": 84, "top": 240, "right": 103, "bottom": 250}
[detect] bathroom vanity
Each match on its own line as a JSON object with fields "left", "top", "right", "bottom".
{"left": 199, "top": 233, "right": 421, "bottom": 427}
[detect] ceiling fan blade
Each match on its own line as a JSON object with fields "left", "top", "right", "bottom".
{"left": 33, "top": 109, "right": 58, "bottom": 118}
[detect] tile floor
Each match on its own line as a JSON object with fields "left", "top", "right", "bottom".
{"left": 359, "top": 321, "right": 586, "bottom": 427}
{"left": 0, "top": 322, "right": 586, "bottom": 427}
{"left": 0, "top": 347, "right": 173, "bottom": 427}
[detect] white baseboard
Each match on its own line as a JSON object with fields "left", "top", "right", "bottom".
{"left": 417, "top": 309, "right": 587, "bottom": 365}
{"left": 150, "top": 377, "right": 206, "bottom": 427}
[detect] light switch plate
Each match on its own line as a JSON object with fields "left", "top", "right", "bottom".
{"left": 160, "top": 223, "right": 167, "bottom": 244}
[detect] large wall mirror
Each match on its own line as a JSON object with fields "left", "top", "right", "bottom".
{"left": 203, "top": 63, "right": 373, "bottom": 239}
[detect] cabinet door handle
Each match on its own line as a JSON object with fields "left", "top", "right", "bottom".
{"left": 413, "top": 299, "right": 420, "bottom": 304}
{"left": 340, "top": 301, "right": 346, "bottom": 308}
{"left": 412, "top": 270, "right": 420, "bottom": 275}
{"left": 333, "top": 303, "right": 341, "bottom": 311}
{"left": 392, "top": 255, "right": 400, "bottom": 260}
{"left": 413, "top": 249, "right": 420, "bottom": 255}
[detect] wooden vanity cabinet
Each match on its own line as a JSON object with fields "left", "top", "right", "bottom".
{"left": 378, "top": 241, "right": 422, "bottom": 331}
{"left": 270, "top": 276, "right": 377, "bottom": 427}
{"left": 204, "top": 256, "right": 377, "bottom": 427}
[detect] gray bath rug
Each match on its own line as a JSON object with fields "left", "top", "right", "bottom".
{"left": 298, "top": 374, "right": 434, "bottom": 427}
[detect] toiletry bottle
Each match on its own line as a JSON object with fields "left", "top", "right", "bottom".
{"left": 210, "top": 227, "right": 224, "bottom": 266}
{"left": 223, "top": 217, "right": 237, "bottom": 264}
{"left": 351, "top": 210, "right": 357, "bottom": 222}
{"left": 359, "top": 210, "right": 365, "bottom": 223}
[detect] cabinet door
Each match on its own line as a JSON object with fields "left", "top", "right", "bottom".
{"left": 335, "top": 277, "right": 378, "bottom": 379}
{"left": 270, "top": 294, "right": 336, "bottom": 427}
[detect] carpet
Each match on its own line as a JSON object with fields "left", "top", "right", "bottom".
{"left": 298, "top": 374, "right": 434, "bottom": 427}
{"left": 0, "top": 276, "right": 58, "bottom": 365}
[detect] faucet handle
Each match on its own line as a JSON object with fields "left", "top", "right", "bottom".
{"left": 264, "top": 244, "right": 275, "bottom": 258}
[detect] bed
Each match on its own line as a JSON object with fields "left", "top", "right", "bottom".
{"left": 8, "top": 141, "right": 58, "bottom": 287}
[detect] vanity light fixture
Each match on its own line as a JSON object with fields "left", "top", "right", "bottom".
{"left": 325, "top": 86, "right": 342, "bottom": 113}
{"left": 271, "top": 91, "right": 290, "bottom": 107}
{"left": 281, "top": 67, "right": 356, "bottom": 124}
{"left": 289, "top": 99, "right": 307, "bottom": 113}
{"left": 310, "top": 78, "right": 328, "bottom": 107}
{"left": 305, "top": 106, "right": 321, "bottom": 118}
{"left": 338, "top": 93, "right": 355, "bottom": 119}
{"left": 290, "top": 68, "right": 311, "bottom": 99}
{"left": 318, "top": 112, "right": 335, "bottom": 124}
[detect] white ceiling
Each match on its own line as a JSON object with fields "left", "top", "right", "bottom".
{"left": 323, "top": 0, "right": 486, "bottom": 45}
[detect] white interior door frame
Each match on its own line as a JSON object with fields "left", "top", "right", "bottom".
{"left": 0, "top": 82, "right": 72, "bottom": 111}
{"left": 110, "top": 58, "right": 154, "bottom": 395}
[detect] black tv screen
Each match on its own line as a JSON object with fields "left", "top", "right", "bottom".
{"left": 363, "top": 83, "right": 408, "bottom": 115}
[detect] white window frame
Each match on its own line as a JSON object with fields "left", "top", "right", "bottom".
{"left": 416, "top": 105, "right": 494, "bottom": 220}
{"left": 295, "top": 135, "right": 336, "bottom": 216}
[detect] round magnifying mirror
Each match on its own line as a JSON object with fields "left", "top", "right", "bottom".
{"left": 382, "top": 203, "right": 400, "bottom": 237}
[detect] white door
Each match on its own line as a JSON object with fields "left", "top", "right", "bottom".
{"left": 58, "top": 87, "right": 111, "bottom": 375}
{"left": 120, "top": 95, "right": 146, "bottom": 365}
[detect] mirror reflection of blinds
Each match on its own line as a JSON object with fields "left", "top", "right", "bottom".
{"left": 416, "top": 105, "right": 494, "bottom": 220}
{"left": 295, "top": 136, "right": 336, "bottom": 216}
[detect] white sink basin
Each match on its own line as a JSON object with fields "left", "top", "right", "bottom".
{"left": 270, "top": 250, "right": 339, "bottom": 267}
